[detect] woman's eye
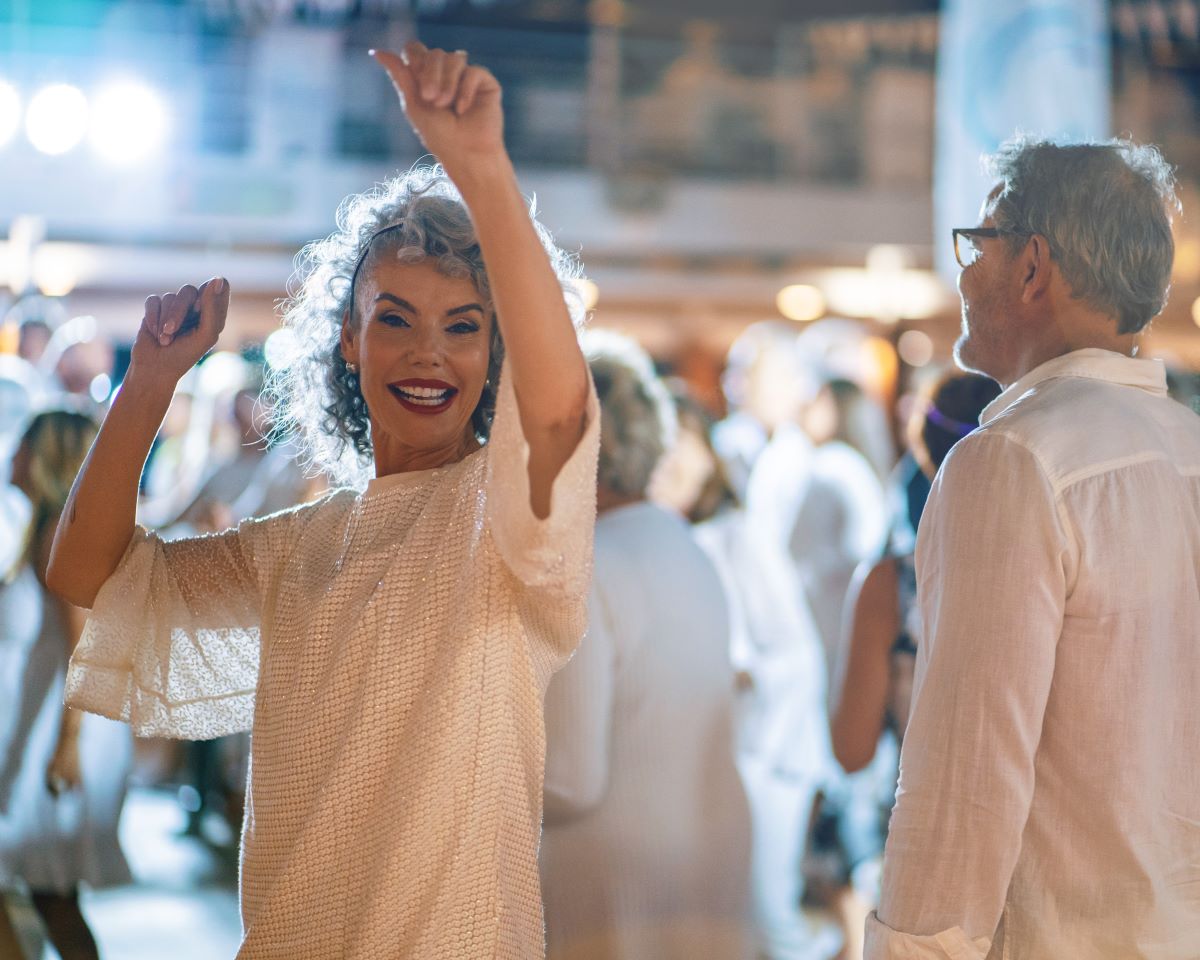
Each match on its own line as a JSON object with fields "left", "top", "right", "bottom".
{"left": 448, "top": 320, "right": 480, "bottom": 334}
{"left": 378, "top": 313, "right": 410, "bottom": 327}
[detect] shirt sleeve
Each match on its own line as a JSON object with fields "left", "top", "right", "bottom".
{"left": 64, "top": 508, "right": 295, "bottom": 740}
{"left": 869, "top": 431, "right": 1070, "bottom": 958}
{"left": 542, "top": 581, "right": 616, "bottom": 824}
{"left": 485, "top": 356, "right": 600, "bottom": 601}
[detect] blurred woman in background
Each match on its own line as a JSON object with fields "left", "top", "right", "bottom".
{"left": 831, "top": 370, "right": 1001, "bottom": 770}
{"left": 541, "top": 332, "right": 752, "bottom": 960}
{"left": 825, "top": 370, "right": 1000, "bottom": 960}
{"left": 0, "top": 411, "right": 132, "bottom": 960}
{"left": 802, "top": 378, "right": 894, "bottom": 484}
{"left": 655, "top": 387, "right": 836, "bottom": 960}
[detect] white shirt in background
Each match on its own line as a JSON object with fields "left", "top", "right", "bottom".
{"left": 746, "top": 424, "right": 888, "bottom": 678}
{"left": 868, "top": 349, "right": 1200, "bottom": 959}
{"left": 541, "top": 502, "right": 753, "bottom": 960}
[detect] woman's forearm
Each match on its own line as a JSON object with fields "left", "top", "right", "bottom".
{"left": 453, "top": 154, "right": 589, "bottom": 424}
{"left": 46, "top": 369, "right": 175, "bottom": 608}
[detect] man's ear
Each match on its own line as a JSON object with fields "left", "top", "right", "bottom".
{"left": 1020, "top": 234, "right": 1054, "bottom": 304}
{"left": 339, "top": 309, "right": 358, "bottom": 366}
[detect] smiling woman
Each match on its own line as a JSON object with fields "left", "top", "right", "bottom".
{"left": 271, "top": 165, "right": 587, "bottom": 486}
{"left": 46, "top": 41, "right": 600, "bottom": 960}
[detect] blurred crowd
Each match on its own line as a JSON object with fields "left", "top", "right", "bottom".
{"left": 0, "top": 300, "right": 1196, "bottom": 960}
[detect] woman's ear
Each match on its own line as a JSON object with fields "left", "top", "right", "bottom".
{"left": 339, "top": 309, "right": 358, "bottom": 366}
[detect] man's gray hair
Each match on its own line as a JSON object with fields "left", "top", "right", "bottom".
{"left": 986, "top": 136, "right": 1180, "bottom": 334}
{"left": 585, "top": 330, "right": 677, "bottom": 499}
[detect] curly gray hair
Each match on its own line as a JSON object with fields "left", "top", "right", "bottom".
{"left": 585, "top": 330, "right": 677, "bottom": 499}
{"left": 268, "top": 164, "right": 586, "bottom": 486}
{"left": 985, "top": 136, "right": 1180, "bottom": 335}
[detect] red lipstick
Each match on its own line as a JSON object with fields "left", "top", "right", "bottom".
{"left": 387, "top": 378, "right": 458, "bottom": 416}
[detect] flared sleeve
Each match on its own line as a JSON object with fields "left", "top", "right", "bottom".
{"left": 484, "top": 357, "right": 600, "bottom": 601}
{"left": 64, "top": 509, "right": 295, "bottom": 740}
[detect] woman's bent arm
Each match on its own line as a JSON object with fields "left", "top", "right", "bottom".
{"left": 829, "top": 556, "right": 897, "bottom": 773}
{"left": 47, "top": 279, "right": 229, "bottom": 607}
{"left": 46, "top": 374, "right": 174, "bottom": 607}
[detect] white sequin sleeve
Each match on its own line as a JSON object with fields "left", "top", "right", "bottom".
{"left": 64, "top": 510, "right": 294, "bottom": 740}
{"left": 485, "top": 357, "right": 600, "bottom": 601}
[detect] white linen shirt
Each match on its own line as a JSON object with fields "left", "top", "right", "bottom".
{"left": 867, "top": 349, "right": 1200, "bottom": 960}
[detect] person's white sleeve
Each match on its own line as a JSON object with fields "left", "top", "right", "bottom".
{"left": 485, "top": 356, "right": 600, "bottom": 600}
{"left": 869, "top": 432, "right": 1071, "bottom": 958}
{"left": 542, "top": 582, "right": 616, "bottom": 824}
{"left": 865, "top": 912, "right": 990, "bottom": 960}
{"left": 64, "top": 507, "right": 299, "bottom": 740}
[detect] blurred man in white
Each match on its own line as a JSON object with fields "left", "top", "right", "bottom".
{"left": 868, "top": 138, "right": 1200, "bottom": 959}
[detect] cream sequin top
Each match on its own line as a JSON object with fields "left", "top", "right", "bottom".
{"left": 66, "top": 361, "right": 600, "bottom": 959}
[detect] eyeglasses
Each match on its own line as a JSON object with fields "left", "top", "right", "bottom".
{"left": 951, "top": 227, "right": 1001, "bottom": 268}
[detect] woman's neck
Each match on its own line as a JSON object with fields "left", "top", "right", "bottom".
{"left": 371, "top": 430, "right": 481, "bottom": 478}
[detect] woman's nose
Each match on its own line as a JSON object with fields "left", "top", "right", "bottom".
{"left": 406, "top": 327, "right": 444, "bottom": 366}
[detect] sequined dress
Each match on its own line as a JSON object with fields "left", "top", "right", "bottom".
{"left": 65, "top": 363, "right": 600, "bottom": 960}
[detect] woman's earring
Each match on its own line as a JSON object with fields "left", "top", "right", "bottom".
{"left": 346, "top": 361, "right": 358, "bottom": 375}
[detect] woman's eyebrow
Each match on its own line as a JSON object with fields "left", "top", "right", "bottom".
{"left": 446, "top": 303, "right": 485, "bottom": 317}
{"left": 374, "top": 293, "right": 416, "bottom": 311}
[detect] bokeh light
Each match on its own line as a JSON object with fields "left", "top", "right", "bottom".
{"left": 26, "top": 83, "right": 88, "bottom": 155}
{"left": 263, "top": 328, "right": 303, "bottom": 370}
{"left": 897, "top": 329, "right": 934, "bottom": 367}
{"left": 32, "top": 247, "right": 81, "bottom": 297}
{"left": 90, "top": 80, "right": 168, "bottom": 164}
{"left": 89, "top": 372, "right": 113, "bottom": 404}
{"left": 1192, "top": 295, "right": 1200, "bottom": 329}
{"left": 775, "top": 284, "right": 826, "bottom": 323}
{"left": 576, "top": 278, "right": 600, "bottom": 312}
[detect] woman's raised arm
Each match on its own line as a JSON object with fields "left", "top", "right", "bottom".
{"left": 373, "top": 43, "right": 590, "bottom": 519}
{"left": 46, "top": 278, "right": 229, "bottom": 608}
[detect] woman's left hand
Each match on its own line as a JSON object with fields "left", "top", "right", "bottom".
{"left": 46, "top": 736, "right": 82, "bottom": 797}
{"left": 372, "top": 42, "right": 505, "bottom": 172}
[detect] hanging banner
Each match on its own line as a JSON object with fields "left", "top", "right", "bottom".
{"left": 934, "top": 0, "right": 1110, "bottom": 283}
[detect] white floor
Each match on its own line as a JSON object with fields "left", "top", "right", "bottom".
{"left": 7, "top": 788, "right": 243, "bottom": 960}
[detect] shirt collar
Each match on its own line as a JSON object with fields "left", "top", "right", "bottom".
{"left": 981, "top": 348, "right": 1168, "bottom": 425}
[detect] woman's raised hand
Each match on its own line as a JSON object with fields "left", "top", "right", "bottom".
{"left": 130, "top": 277, "right": 229, "bottom": 388}
{"left": 371, "top": 43, "right": 505, "bottom": 173}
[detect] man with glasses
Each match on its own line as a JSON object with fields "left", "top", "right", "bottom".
{"left": 866, "top": 137, "right": 1200, "bottom": 959}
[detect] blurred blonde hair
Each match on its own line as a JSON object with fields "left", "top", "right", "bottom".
{"left": 9, "top": 409, "right": 98, "bottom": 580}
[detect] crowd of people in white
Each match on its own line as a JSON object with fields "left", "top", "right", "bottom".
{"left": 1, "top": 40, "right": 1198, "bottom": 960}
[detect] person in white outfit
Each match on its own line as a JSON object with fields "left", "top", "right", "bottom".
{"left": 656, "top": 389, "right": 835, "bottom": 960}
{"left": 869, "top": 137, "right": 1200, "bottom": 959}
{"left": 47, "top": 43, "right": 599, "bottom": 960}
{"left": 1, "top": 411, "right": 132, "bottom": 960}
{"left": 541, "top": 333, "right": 752, "bottom": 960}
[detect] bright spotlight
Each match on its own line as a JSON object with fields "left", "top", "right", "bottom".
{"left": 26, "top": 83, "right": 88, "bottom": 155}
{"left": 776, "top": 284, "right": 826, "bottom": 323}
{"left": 0, "top": 81, "right": 20, "bottom": 148}
{"left": 90, "top": 80, "right": 168, "bottom": 164}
